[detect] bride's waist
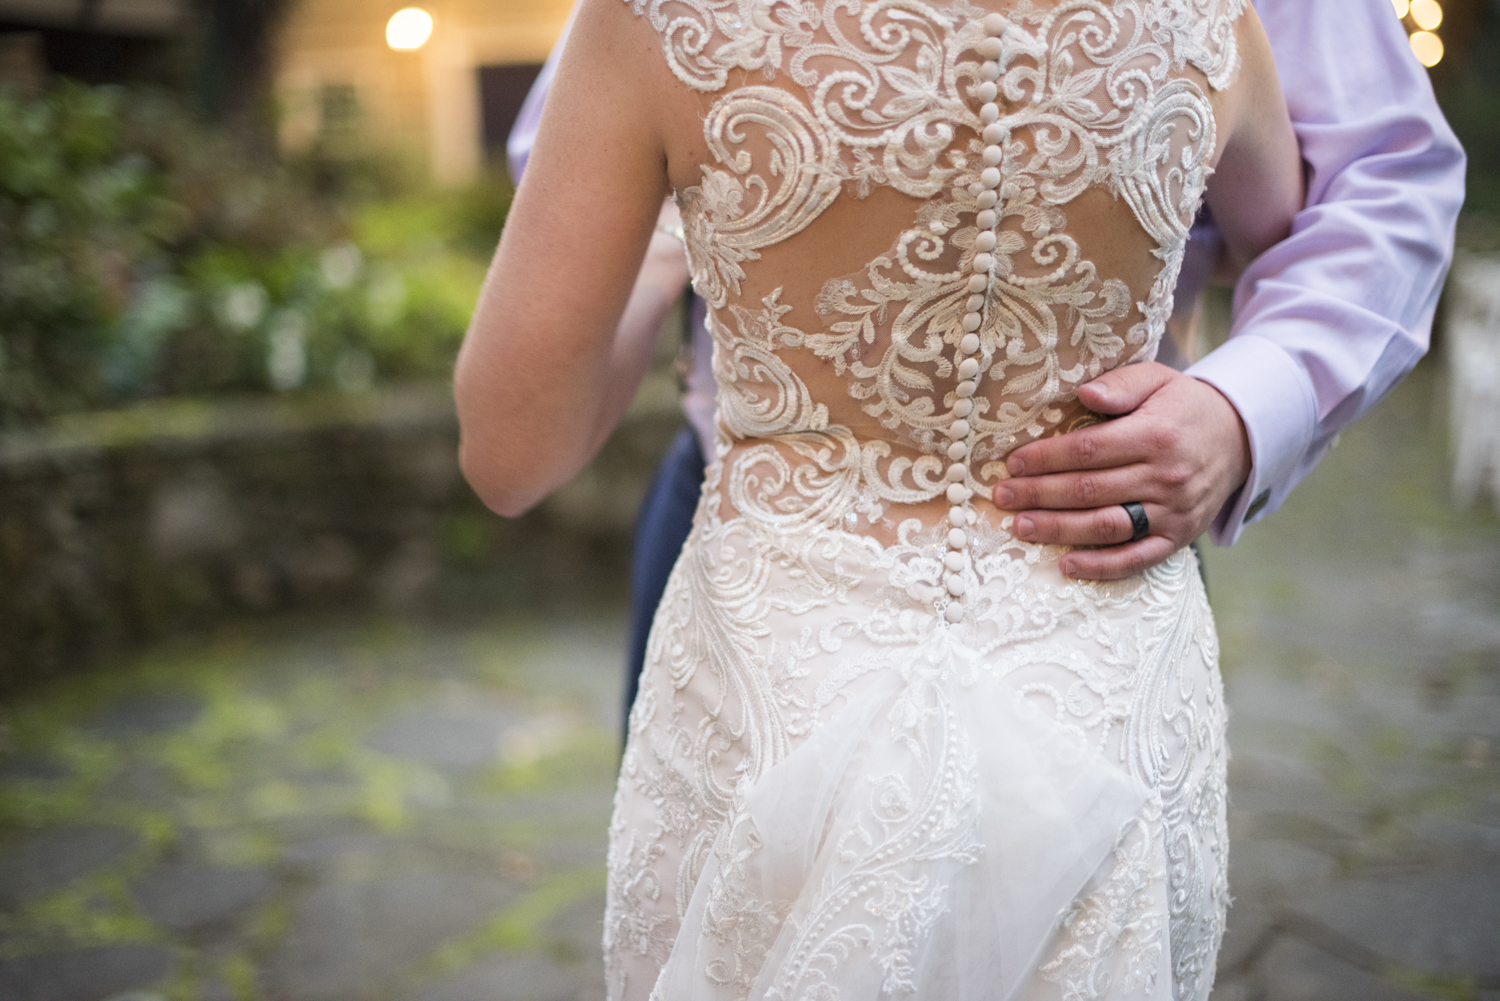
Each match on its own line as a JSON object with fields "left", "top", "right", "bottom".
{"left": 713, "top": 435, "right": 1023, "bottom": 537}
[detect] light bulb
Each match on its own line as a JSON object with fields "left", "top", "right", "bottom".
{"left": 386, "top": 8, "right": 433, "bottom": 50}
{"left": 1409, "top": 0, "right": 1442, "bottom": 30}
{"left": 1409, "top": 30, "right": 1444, "bottom": 66}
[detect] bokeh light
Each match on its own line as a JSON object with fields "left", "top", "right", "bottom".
{"left": 385, "top": 7, "right": 433, "bottom": 50}
{"left": 1391, "top": 0, "right": 1410, "bottom": 17}
{"left": 1410, "top": 0, "right": 1443, "bottom": 30}
{"left": 1410, "top": 29, "right": 1444, "bottom": 66}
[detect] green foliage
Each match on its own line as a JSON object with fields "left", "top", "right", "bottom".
{"left": 1439, "top": 73, "right": 1500, "bottom": 223}
{"left": 0, "top": 81, "right": 510, "bottom": 427}
{"left": 0, "top": 82, "right": 175, "bottom": 422}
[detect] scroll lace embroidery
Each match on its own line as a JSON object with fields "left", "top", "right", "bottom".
{"left": 603, "top": 0, "right": 1240, "bottom": 998}
{"left": 661, "top": 0, "right": 1242, "bottom": 510}
{"left": 605, "top": 488, "right": 1229, "bottom": 1000}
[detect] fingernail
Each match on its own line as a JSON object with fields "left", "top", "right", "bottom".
{"left": 994, "top": 485, "right": 1015, "bottom": 507}
{"left": 1007, "top": 456, "right": 1025, "bottom": 476}
{"left": 1059, "top": 559, "right": 1075, "bottom": 577}
{"left": 1014, "top": 515, "right": 1033, "bottom": 539}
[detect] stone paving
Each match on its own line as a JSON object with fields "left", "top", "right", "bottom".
{"left": 1201, "top": 363, "right": 1500, "bottom": 1001}
{"left": 0, "top": 623, "right": 622, "bottom": 1001}
{"left": 0, "top": 362, "right": 1497, "bottom": 1001}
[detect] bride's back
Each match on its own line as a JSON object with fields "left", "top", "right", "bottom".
{"left": 642, "top": 0, "right": 1253, "bottom": 525}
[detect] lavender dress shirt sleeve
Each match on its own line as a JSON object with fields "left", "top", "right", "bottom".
{"left": 505, "top": 18, "right": 571, "bottom": 184}
{"left": 1184, "top": 0, "right": 1466, "bottom": 544}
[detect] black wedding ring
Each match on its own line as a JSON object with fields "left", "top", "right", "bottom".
{"left": 1121, "top": 501, "right": 1150, "bottom": 543}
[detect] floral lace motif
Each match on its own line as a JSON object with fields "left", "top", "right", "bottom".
{"left": 604, "top": 0, "right": 1239, "bottom": 998}
{"left": 663, "top": 0, "right": 1242, "bottom": 505}
{"left": 605, "top": 483, "right": 1229, "bottom": 1000}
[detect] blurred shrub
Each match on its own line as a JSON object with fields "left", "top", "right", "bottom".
{"left": 0, "top": 81, "right": 510, "bottom": 427}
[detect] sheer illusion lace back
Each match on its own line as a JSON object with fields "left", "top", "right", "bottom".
{"left": 604, "top": 2, "right": 1240, "bottom": 999}
{"left": 658, "top": 0, "right": 1240, "bottom": 532}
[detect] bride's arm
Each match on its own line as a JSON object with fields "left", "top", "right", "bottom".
{"left": 454, "top": 0, "right": 674, "bottom": 517}
{"left": 589, "top": 199, "right": 693, "bottom": 446}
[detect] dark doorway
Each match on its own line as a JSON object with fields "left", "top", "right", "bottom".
{"left": 477, "top": 63, "right": 544, "bottom": 179}
{"left": 0, "top": 22, "right": 182, "bottom": 86}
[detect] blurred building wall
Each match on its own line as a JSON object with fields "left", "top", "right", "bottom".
{"left": 275, "top": 0, "right": 572, "bottom": 184}
{"left": 0, "top": 0, "right": 185, "bottom": 86}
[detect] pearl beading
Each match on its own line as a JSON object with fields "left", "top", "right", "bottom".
{"left": 942, "top": 12, "right": 1007, "bottom": 626}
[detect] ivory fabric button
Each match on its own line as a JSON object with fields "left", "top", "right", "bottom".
{"left": 963, "top": 311, "right": 982, "bottom": 331}
{"left": 944, "top": 604, "right": 965, "bottom": 623}
{"left": 972, "top": 253, "right": 993, "bottom": 273}
{"left": 981, "top": 102, "right": 1000, "bottom": 124}
{"left": 960, "top": 333, "right": 980, "bottom": 354}
{"left": 949, "top": 418, "right": 970, "bottom": 438}
{"left": 947, "top": 441, "right": 967, "bottom": 461}
{"left": 984, "top": 11, "right": 1006, "bottom": 33}
{"left": 978, "top": 37, "right": 1001, "bottom": 59}
{"left": 948, "top": 505, "right": 967, "bottom": 525}
{"left": 975, "top": 231, "right": 996, "bottom": 252}
{"left": 981, "top": 60, "right": 1000, "bottom": 81}
{"left": 945, "top": 575, "right": 967, "bottom": 597}
{"left": 976, "top": 209, "right": 997, "bottom": 229}
{"left": 966, "top": 293, "right": 985, "bottom": 312}
{"left": 967, "top": 275, "right": 989, "bottom": 293}
{"left": 983, "top": 122, "right": 1004, "bottom": 144}
{"left": 977, "top": 83, "right": 999, "bottom": 105}
{"left": 947, "top": 462, "right": 967, "bottom": 482}
{"left": 980, "top": 166, "right": 1001, "bottom": 187}
{"left": 976, "top": 190, "right": 998, "bottom": 210}
{"left": 948, "top": 528, "right": 968, "bottom": 549}
{"left": 945, "top": 551, "right": 965, "bottom": 572}
{"left": 956, "top": 380, "right": 977, "bottom": 398}
{"left": 952, "top": 398, "right": 974, "bottom": 417}
{"left": 946, "top": 483, "right": 970, "bottom": 504}
{"left": 958, "top": 358, "right": 980, "bottom": 379}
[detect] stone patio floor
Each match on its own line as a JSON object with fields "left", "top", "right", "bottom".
{"left": 1, "top": 362, "right": 1497, "bottom": 1001}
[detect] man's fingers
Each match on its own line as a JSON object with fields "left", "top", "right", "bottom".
{"left": 1004, "top": 417, "right": 1149, "bottom": 477}
{"left": 1011, "top": 503, "right": 1167, "bottom": 547}
{"left": 1058, "top": 535, "right": 1179, "bottom": 582}
{"left": 1075, "top": 361, "right": 1176, "bottom": 416}
{"left": 993, "top": 465, "right": 1148, "bottom": 511}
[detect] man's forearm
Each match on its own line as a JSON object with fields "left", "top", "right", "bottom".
{"left": 1187, "top": 0, "right": 1464, "bottom": 543}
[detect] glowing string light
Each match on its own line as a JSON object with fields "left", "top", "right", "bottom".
{"left": 1409, "top": 0, "right": 1443, "bottom": 30}
{"left": 1391, "top": 0, "right": 1410, "bottom": 17}
{"left": 1410, "top": 29, "right": 1444, "bottom": 66}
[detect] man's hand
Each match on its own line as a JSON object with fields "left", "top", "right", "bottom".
{"left": 990, "top": 363, "right": 1251, "bottom": 580}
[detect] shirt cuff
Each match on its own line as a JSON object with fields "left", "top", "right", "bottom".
{"left": 1186, "top": 334, "right": 1320, "bottom": 546}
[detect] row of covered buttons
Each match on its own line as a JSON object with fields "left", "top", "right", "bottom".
{"left": 942, "top": 12, "right": 1008, "bottom": 625}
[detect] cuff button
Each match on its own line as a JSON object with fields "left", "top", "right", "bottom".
{"left": 1245, "top": 489, "right": 1271, "bottom": 521}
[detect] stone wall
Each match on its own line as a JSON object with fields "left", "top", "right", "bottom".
{"left": 0, "top": 385, "right": 681, "bottom": 687}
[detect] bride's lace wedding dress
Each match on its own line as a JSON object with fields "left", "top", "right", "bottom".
{"left": 605, "top": 1, "right": 1239, "bottom": 998}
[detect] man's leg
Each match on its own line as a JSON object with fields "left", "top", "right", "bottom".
{"left": 623, "top": 428, "right": 706, "bottom": 741}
